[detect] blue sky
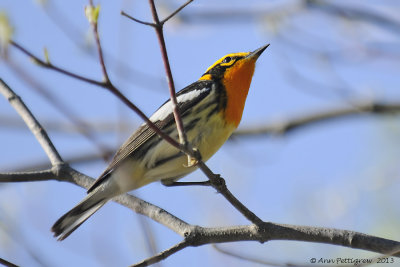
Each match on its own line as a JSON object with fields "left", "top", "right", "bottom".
{"left": 1, "top": 1, "right": 400, "bottom": 266}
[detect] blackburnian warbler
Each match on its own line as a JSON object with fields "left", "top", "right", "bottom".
{"left": 52, "top": 44, "right": 269, "bottom": 240}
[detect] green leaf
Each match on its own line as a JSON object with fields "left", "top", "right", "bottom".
{"left": 85, "top": 4, "right": 100, "bottom": 24}
{"left": 43, "top": 47, "right": 50, "bottom": 64}
{"left": 0, "top": 11, "right": 14, "bottom": 56}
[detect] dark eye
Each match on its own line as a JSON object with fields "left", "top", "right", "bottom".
{"left": 222, "top": 56, "right": 232, "bottom": 63}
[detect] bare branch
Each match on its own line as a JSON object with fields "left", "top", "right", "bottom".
{"left": 131, "top": 222, "right": 400, "bottom": 266}
{"left": 147, "top": 0, "right": 189, "bottom": 148}
{"left": 213, "top": 244, "right": 307, "bottom": 267}
{"left": 233, "top": 100, "right": 400, "bottom": 137}
{"left": 41, "top": 2, "right": 165, "bottom": 92}
{"left": 0, "top": 257, "right": 19, "bottom": 267}
{"left": 0, "top": 169, "right": 55, "bottom": 182}
{"left": 10, "top": 41, "right": 105, "bottom": 88}
{"left": 160, "top": 0, "right": 194, "bottom": 25}
{"left": 120, "top": 11, "right": 157, "bottom": 27}
{"left": 131, "top": 240, "right": 191, "bottom": 267}
{"left": 0, "top": 79, "right": 63, "bottom": 165}
{"left": 196, "top": 165, "right": 264, "bottom": 225}
{"left": 87, "top": 0, "right": 110, "bottom": 83}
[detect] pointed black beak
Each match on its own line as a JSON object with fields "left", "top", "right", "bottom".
{"left": 247, "top": 44, "right": 270, "bottom": 60}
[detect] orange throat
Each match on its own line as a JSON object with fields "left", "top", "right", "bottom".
{"left": 222, "top": 60, "right": 256, "bottom": 127}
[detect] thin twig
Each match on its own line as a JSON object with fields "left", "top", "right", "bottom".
{"left": 0, "top": 257, "right": 19, "bottom": 267}
{"left": 41, "top": 2, "right": 165, "bottom": 92}
{"left": 148, "top": 0, "right": 189, "bottom": 148}
{"left": 197, "top": 161, "right": 264, "bottom": 225}
{"left": 10, "top": 41, "right": 105, "bottom": 88}
{"left": 131, "top": 239, "right": 191, "bottom": 267}
{"left": 213, "top": 244, "right": 308, "bottom": 267}
{"left": 160, "top": 0, "right": 194, "bottom": 25}
{"left": 120, "top": 11, "right": 157, "bottom": 27}
{"left": 88, "top": 0, "right": 110, "bottom": 83}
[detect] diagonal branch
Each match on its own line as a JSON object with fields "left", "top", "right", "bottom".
{"left": 160, "top": 0, "right": 194, "bottom": 25}
{"left": 9, "top": 41, "right": 105, "bottom": 88}
{"left": 0, "top": 79, "right": 63, "bottom": 166}
{"left": 213, "top": 244, "right": 297, "bottom": 267}
{"left": 131, "top": 239, "right": 191, "bottom": 267}
{"left": 0, "top": 257, "right": 18, "bottom": 267}
{"left": 196, "top": 162, "right": 264, "bottom": 225}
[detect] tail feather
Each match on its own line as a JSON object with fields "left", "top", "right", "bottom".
{"left": 51, "top": 191, "right": 108, "bottom": 241}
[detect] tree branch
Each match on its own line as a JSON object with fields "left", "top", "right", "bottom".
{"left": 0, "top": 169, "right": 55, "bottom": 182}
{"left": 88, "top": 0, "right": 110, "bottom": 83}
{"left": 213, "top": 244, "right": 295, "bottom": 267}
{"left": 147, "top": 0, "right": 189, "bottom": 149}
{"left": 0, "top": 257, "right": 19, "bottom": 267}
{"left": 160, "top": 0, "right": 194, "bottom": 25}
{"left": 233, "top": 100, "right": 400, "bottom": 137}
{"left": 0, "top": 79, "right": 63, "bottom": 166}
{"left": 9, "top": 41, "right": 105, "bottom": 88}
{"left": 130, "top": 222, "right": 400, "bottom": 266}
{"left": 131, "top": 239, "right": 191, "bottom": 267}
{"left": 120, "top": 11, "right": 157, "bottom": 27}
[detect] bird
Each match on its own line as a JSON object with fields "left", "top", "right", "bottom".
{"left": 52, "top": 44, "right": 269, "bottom": 240}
